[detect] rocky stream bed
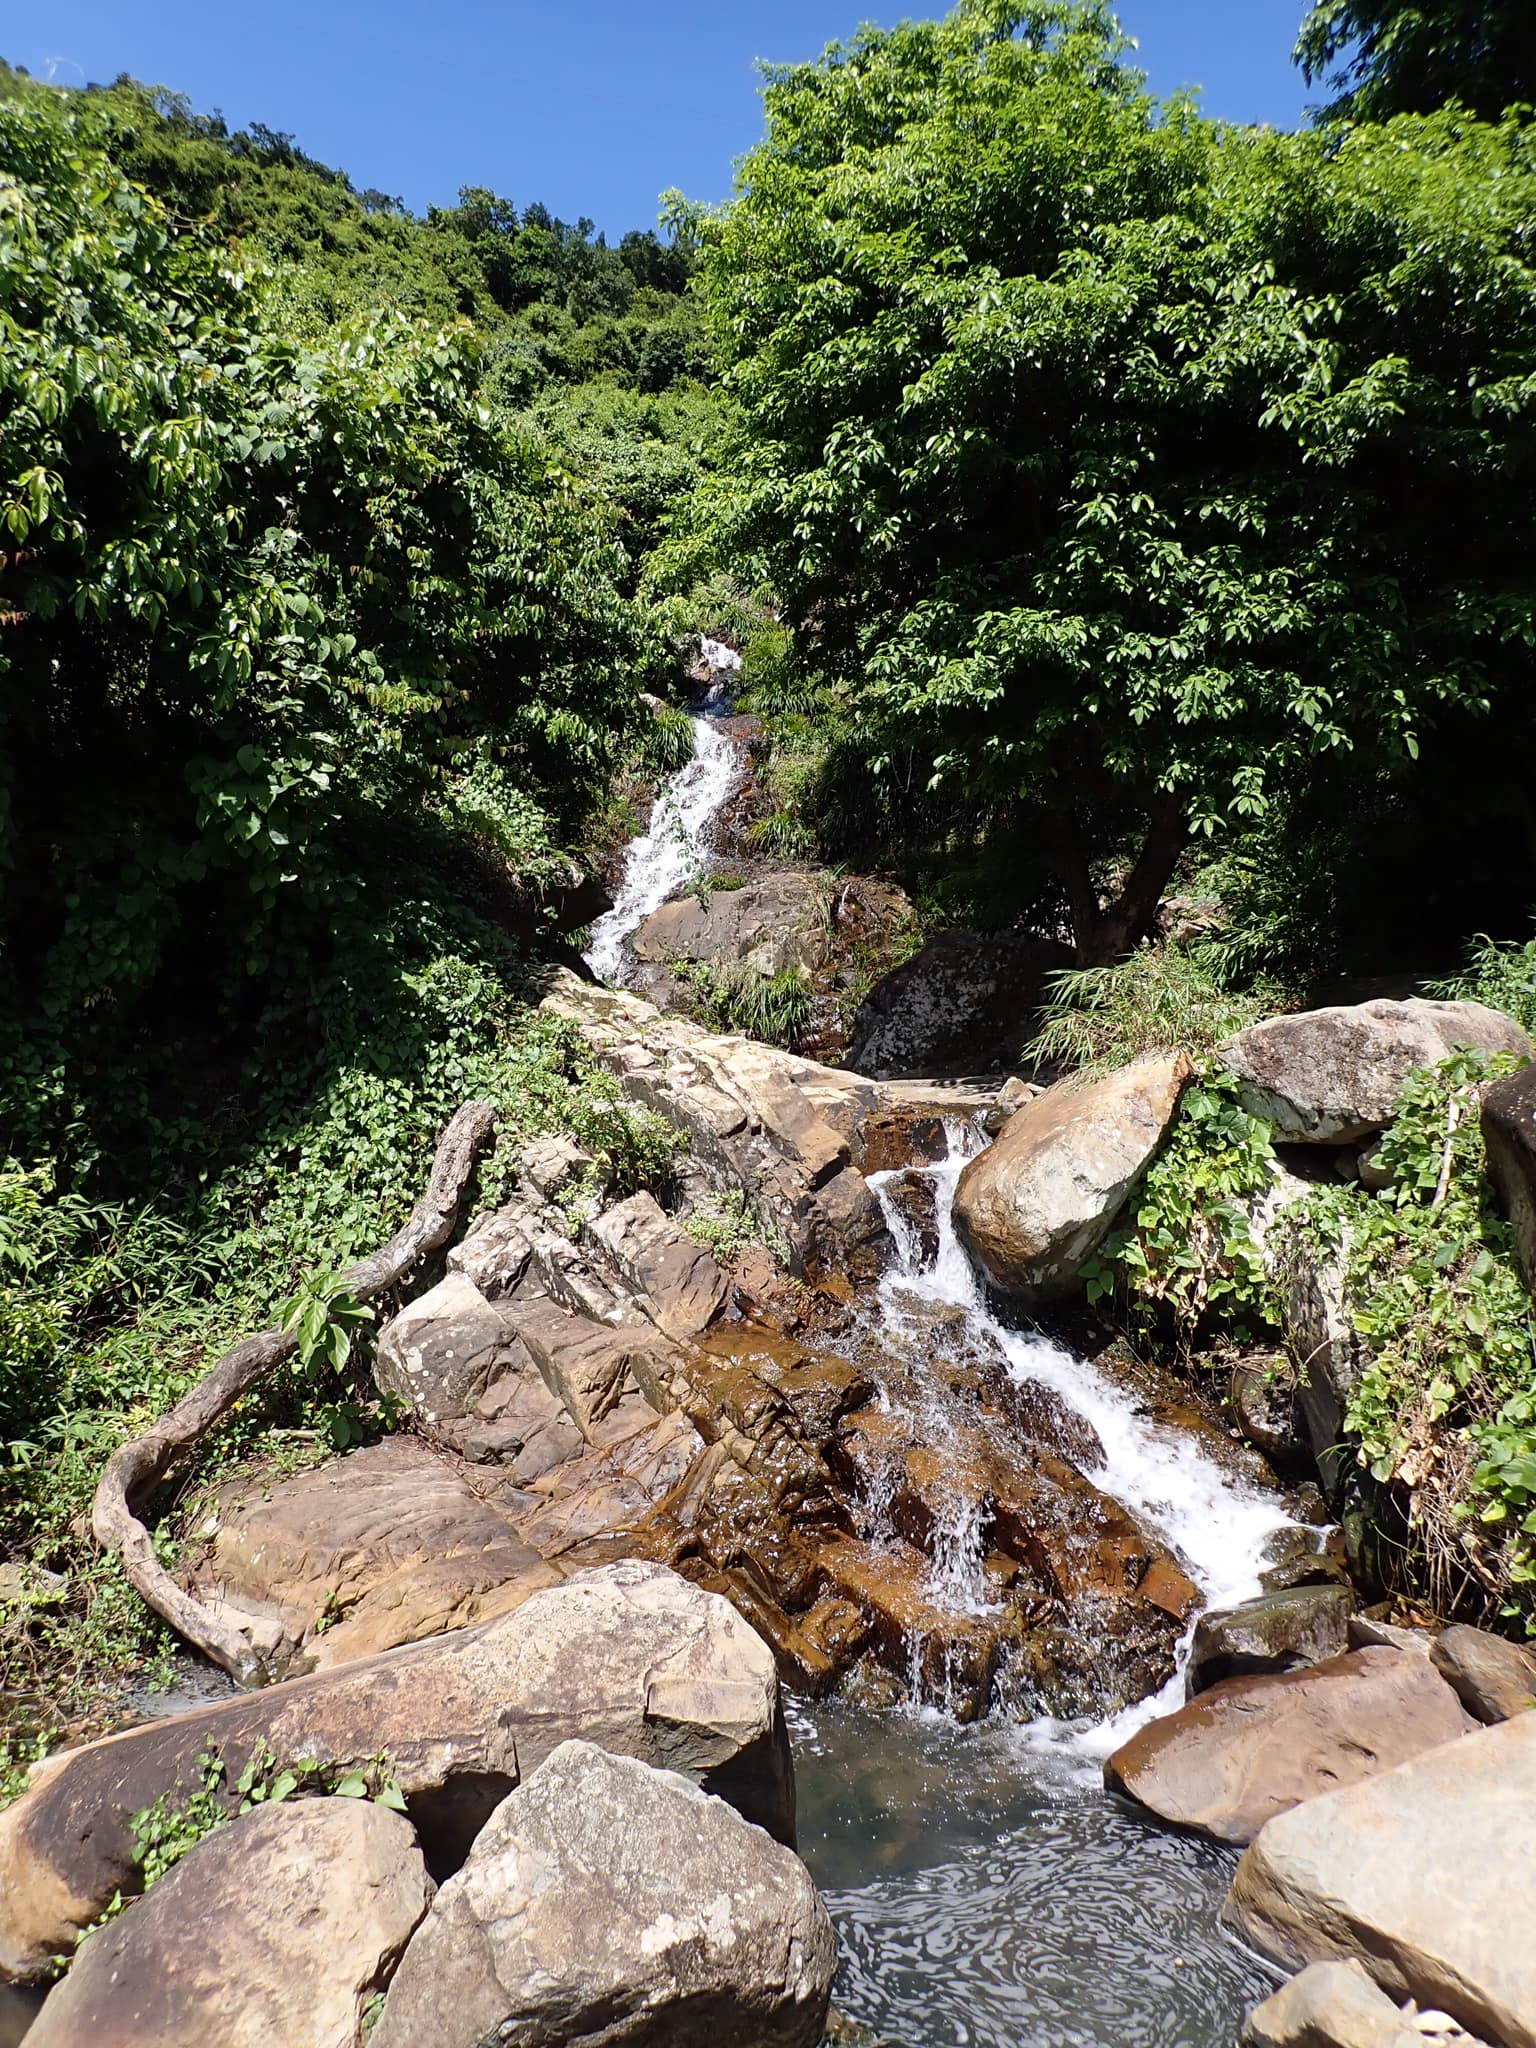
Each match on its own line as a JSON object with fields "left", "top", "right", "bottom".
{"left": 5, "top": 666, "right": 1536, "bottom": 2047}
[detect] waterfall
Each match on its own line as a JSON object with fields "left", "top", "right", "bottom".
{"left": 583, "top": 642, "right": 744, "bottom": 986}
{"left": 869, "top": 1125, "right": 1300, "bottom": 1750}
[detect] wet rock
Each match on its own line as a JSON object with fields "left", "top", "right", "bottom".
{"left": 1187, "top": 1585, "right": 1356, "bottom": 1694}
{"left": 1257, "top": 1525, "right": 1351, "bottom": 1596}
{"left": 372, "top": 1740, "right": 835, "bottom": 2048}
{"left": 187, "top": 1437, "right": 564, "bottom": 1671}
{"left": 1482, "top": 1061, "right": 1536, "bottom": 1290}
{"left": 1242, "top": 1958, "right": 1491, "bottom": 2048}
{"left": 1217, "top": 1000, "right": 1531, "bottom": 1145}
{"left": 846, "top": 929, "right": 1069, "bottom": 1079}
{"left": 26, "top": 1798, "right": 430, "bottom": 2048}
{"left": 1231, "top": 1355, "right": 1303, "bottom": 1464}
{"left": 952, "top": 1053, "right": 1192, "bottom": 1297}
{"left": 0, "top": 1562, "right": 791, "bottom": 1981}
{"left": 1106, "top": 1647, "right": 1471, "bottom": 1846}
{"left": 1225, "top": 1712, "right": 1536, "bottom": 2048}
{"left": 1429, "top": 1622, "right": 1536, "bottom": 1723}
{"left": 879, "top": 1170, "right": 941, "bottom": 1267}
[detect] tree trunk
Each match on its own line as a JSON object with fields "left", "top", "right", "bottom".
{"left": 91, "top": 1098, "right": 498, "bottom": 1686}
{"left": 1057, "top": 800, "right": 1186, "bottom": 966}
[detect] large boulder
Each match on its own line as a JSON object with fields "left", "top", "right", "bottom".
{"left": 373, "top": 1740, "right": 836, "bottom": 2048}
{"left": 1218, "top": 1000, "right": 1531, "bottom": 1145}
{"left": 1224, "top": 1711, "right": 1536, "bottom": 2048}
{"left": 845, "top": 929, "right": 1068, "bottom": 1079}
{"left": 187, "top": 1436, "right": 564, "bottom": 1671}
{"left": 1105, "top": 1648, "right": 1472, "bottom": 1845}
{"left": 952, "top": 1053, "right": 1192, "bottom": 1297}
{"left": 1242, "top": 1959, "right": 1490, "bottom": 2048}
{"left": 26, "top": 1798, "right": 430, "bottom": 2048}
{"left": 1186, "top": 1585, "right": 1356, "bottom": 1694}
{"left": 0, "top": 1563, "right": 792, "bottom": 1982}
{"left": 1429, "top": 1622, "right": 1536, "bottom": 1724}
{"left": 1482, "top": 1061, "right": 1536, "bottom": 1290}
{"left": 630, "top": 871, "right": 829, "bottom": 983}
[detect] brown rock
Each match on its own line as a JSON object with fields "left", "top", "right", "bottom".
{"left": 1218, "top": 1000, "right": 1532, "bottom": 1145}
{"left": 1105, "top": 1648, "right": 1472, "bottom": 1846}
{"left": 27, "top": 1798, "right": 430, "bottom": 2048}
{"left": 1429, "top": 1622, "right": 1536, "bottom": 1724}
{"left": 0, "top": 1563, "right": 792, "bottom": 1981}
{"left": 952, "top": 1053, "right": 1193, "bottom": 1297}
{"left": 187, "top": 1437, "right": 563, "bottom": 1671}
{"left": 1224, "top": 1713, "right": 1536, "bottom": 2048}
{"left": 1482, "top": 1061, "right": 1536, "bottom": 1289}
{"left": 583, "top": 1190, "right": 730, "bottom": 1337}
{"left": 1241, "top": 1958, "right": 1487, "bottom": 2048}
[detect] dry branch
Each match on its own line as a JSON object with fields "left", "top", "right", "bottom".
{"left": 91, "top": 1099, "right": 498, "bottom": 1686}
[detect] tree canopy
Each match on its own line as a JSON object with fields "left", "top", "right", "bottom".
{"left": 693, "top": 0, "right": 1536, "bottom": 957}
{"left": 1296, "top": 0, "right": 1536, "bottom": 123}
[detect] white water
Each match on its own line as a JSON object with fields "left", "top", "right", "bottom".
{"left": 870, "top": 1126, "right": 1300, "bottom": 1756}
{"left": 583, "top": 641, "right": 744, "bottom": 985}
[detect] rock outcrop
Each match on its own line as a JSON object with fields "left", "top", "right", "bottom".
{"left": 952, "top": 1053, "right": 1192, "bottom": 1296}
{"left": 1242, "top": 1959, "right": 1491, "bottom": 2048}
{"left": 1482, "top": 1060, "right": 1536, "bottom": 1290}
{"left": 0, "top": 1563, "right": 791, "bottom": 1980}
{"left": 26, "top": 1798, "right": 430, "bottom": 2048}
{"left": 1428, "top": 1622, "right": 1536, "bottom": 1724}
{"left": 373, "top": 1740, "right": 836, "bottom": 2048}
{"left": 630, "top": 871, "right": 830, "bottom": 985}
{"left": 1225, "top": 1712, "right": 1536, "bottom": 2048}
{"left": 846, "top": 929, "right": 1068, "bottom": 1078}
{"left": 1105, "top": 1648, "right": 1472, "bottom": 1845}
{"left": 1217, "top": 1000, "right": 1531, "bottom": 1145}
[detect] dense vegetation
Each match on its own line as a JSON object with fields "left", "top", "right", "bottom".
{"left": 3, "top": 0, "right": 1536, "bottom": 1739}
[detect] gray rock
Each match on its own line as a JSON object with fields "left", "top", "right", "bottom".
{"left": 372, "top": 1739, "right": 835, "bottom": 2048}
{"left": 1482, "top": 1061, "right": 1536, "bottom": 1290}
{"left": 1187, "top": 1585, "right": 1356, "bottom": 1695}
{"left": 0, "top": 1563, "right": 792, "bottom": 1982}
{"left": 1106, "top": 1648, "right": 1471, "bottom": 1846}
{"left": 1218, "top": 999, "right": 1532, "bottom": 1145}
{"left": 584, "top": 1190, "right": 730, "bottom": 1337}
{"left": 952, "top": 1054, "right": 1193, "bottom": 1297}
{"left": 374, "top": 1270, "right": 518, "bottom": 1424}
{"left": 1225, "top": 1711, "right": 1536, "bottom": 2048}
{"left": 26, "top": 1797, "right": 430, "bottom": 2048}
{"left": 1271, "top": 1222, "right": 1364, "bottom": 1504}
{"left": 1429, "top": 1623, "right": 1536, "bottom": 1724}
{"left": 1242, "top": 1958, "right": 1488, "bottom": 2047}
{"left": 630, "top": 871, "right": 830, "bottom": 982}
{"left": 846, "top": 929, "right": 1067, "bottom": 1079}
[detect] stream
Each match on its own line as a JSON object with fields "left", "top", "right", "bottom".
{"left": 588, "top": 675, "right": 1298, "bottom": 2046}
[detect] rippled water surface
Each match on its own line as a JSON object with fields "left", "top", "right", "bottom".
{"left": 794, "top": 1703, "right": 1278, "bottom": 2048}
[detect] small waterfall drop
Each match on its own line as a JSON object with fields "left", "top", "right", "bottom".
{"left": 583, "top": 641, "right": 744, "bottom": 986}
{"left": 868, "top": 1123, "right": 1299, "bottom": 1750}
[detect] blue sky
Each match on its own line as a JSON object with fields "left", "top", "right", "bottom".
{"left": 12, "top": 2, "right": 1314, "bottom": 235}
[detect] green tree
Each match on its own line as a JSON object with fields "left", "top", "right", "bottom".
{"left": 694, "top": 0, "right": 1536, "bottom": 959}
{"left": 1296, "top": 0, "right": 1536, "bottom": 122}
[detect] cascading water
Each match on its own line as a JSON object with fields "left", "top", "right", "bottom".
{"left": 795, "top": 1127, "right": 1302, "bottom": 2046}
{"left": 868, "top": 1125, "right": 1299, "bottom": 1753}
{"left": 582, "top": 641, "right": 744, "bottom": 986}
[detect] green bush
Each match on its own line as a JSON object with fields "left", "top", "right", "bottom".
{"left": 1028, "top": 946, "right": 1283, "bottom": 1076}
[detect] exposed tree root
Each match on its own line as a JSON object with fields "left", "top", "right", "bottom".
{"left": 91, "top": 1100, "right": 499, "bottom": 1686}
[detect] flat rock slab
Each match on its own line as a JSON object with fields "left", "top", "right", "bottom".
{"left": 1225, "top": 1711, "right": 1536, "bottom": 2048}
{"left": 1106, "top": 1648, "right": 1472, "bottom": 1846}
{"left": 373, "top": 1740, "right": 835, "bottom": 2048}
{"left": 27, "top": 1797, "right": 430, "bottom": 2048}
{"left": 190, "top": 1437, "right": 564, "bottom": 1670}
{"left": 1242, "top": 1958, "right": 1490, "bottom": 2048}
{"left": 0, "top": 1562, "right": 791, "bottom": 1982}
{"left": 952, "top": 1053, "right": 1192, "bottom": 1297}
{"left": 1218, "top": 999, "right": 1531, "bottom": 1144}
